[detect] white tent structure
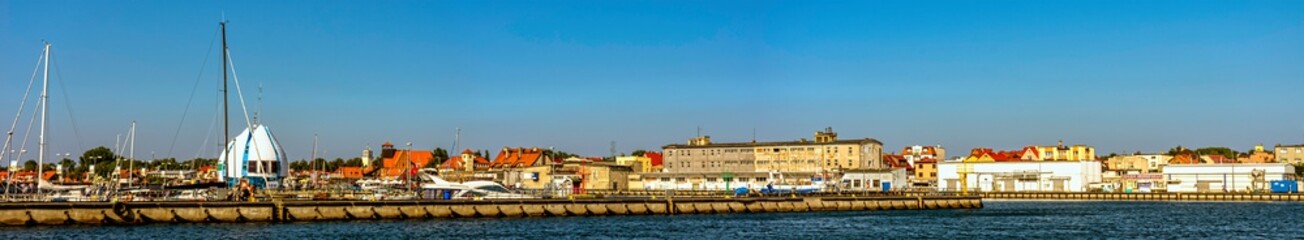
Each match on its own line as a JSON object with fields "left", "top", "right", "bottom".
{"left": 218, "top": 124, "right": 287, "bottom": 188}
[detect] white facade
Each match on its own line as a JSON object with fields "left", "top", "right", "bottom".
{"left": 839, "top": 168, "right": 908, "bottom": 191}
{"left": 1162, "top": 163, "right": 1296, "bottom": 193}
{"left": 218, "top": 125, "right": 288, "bottom": 187}
{"left": 938, "top": 161, "right": 1102, "bottom": 192}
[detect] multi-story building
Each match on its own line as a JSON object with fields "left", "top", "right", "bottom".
{"left": 1028, "top": 140, "right": 1096, "bottom": 161}
{"left": 1105, "top": 154, "right": 1171, "bottom": 173}
{"left": 662, "top": 127, "right": 884, "bottom": 174}
{"left": 615, "top": 151, "right": 663, "bottom": 173}
{"left": 912, "top": 158, "right": 938, "bottom": 187}
{"left": 902, "top": 145, "right": 945, "bottom": 166}
{"left": 1274, "top": 144, "right": 1304, "bottom": 164}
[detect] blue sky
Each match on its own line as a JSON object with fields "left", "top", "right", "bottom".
{"left": 1, "top": 0, "right": 1302, "bottom": 161}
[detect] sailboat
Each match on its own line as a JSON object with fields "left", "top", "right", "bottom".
{"left": 0, "top": 43, "right": 99, "bottom": 199}
{"left": 210, "top": 21, "right": 289, "bottom": 189}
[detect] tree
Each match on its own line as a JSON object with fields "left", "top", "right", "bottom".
{"left": 631, "top": 149, "right": 648, "bottom": 157}
{"left": 551, "top": 151, "right": 576, "bottom": 160}
{"left": 23, "top": 160, "right": 36, "bottom": 171}
{"left": 1193, "top": 147, "right": 1239, "bottom": 159}
{"left": 432, "top": 148, "right": 449, "bottom": 165}
{"left": 79, "top": 146, "right": 118, "bottom": 168}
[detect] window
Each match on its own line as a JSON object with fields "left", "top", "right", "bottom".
{"left": 756, "top": 177, "right": 767, "bottom": 182}
{"left": 737, "top": 177, "right": 749, "bottom": 182}
{"left": 675, "top": 177, "right": 686, "bottom": 182}
{"left": 660, "top": 177, "right": 671, "bottom": 182}
{"left": 706, "top": 177, "right": 717, "bottom": 182}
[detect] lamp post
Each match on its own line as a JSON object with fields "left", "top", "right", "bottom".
{"left": 405, "top": 142, "right": 413, "bottom": 193}
{"left": 7, "top": 160, "right": 16, "bottom": 200}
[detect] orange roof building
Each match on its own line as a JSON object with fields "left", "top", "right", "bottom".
{"left": 489, "top": 147, "right": 553, "bottom": 169}
{"left": 440, "top": 149, "right": 490, "bottom": 171}
{"left": 378, "top": 142, "right": 434, "bottom": 178}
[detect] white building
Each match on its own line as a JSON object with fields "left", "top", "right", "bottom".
{"left": 839, "top": 168, "right": 908, "bottom": 191}
{"left": 218, "top": 124, "right": 289, "bottom": 188}
{"left": 937, "top": 161, "right": 1102, "bottom": 192}
{"left": 1162, "top": 163, "right": 1296, "bottom": 193}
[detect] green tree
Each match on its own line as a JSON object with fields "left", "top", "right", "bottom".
{"left": 1193, "top": 147, "right": 1239, "bottom": 159}
{"left": 631, "top": 149, "right": 648, "bottom": 157}
{"left": 432, "top": 148, "right": 449, "bottom": 165}
{"left": 79, "top": 146, "right": 118, "bottom": 168}
{"left": 23, "top": 160, "right": 36, "bottom": 171}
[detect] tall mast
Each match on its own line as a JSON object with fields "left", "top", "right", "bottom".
{"left": 37, "top": 42, "right": 49, "bottom": 193}
{"left": 128, "top": 121, "right": 135, "bottom": 188}
{"left": 221, "top": 22, "right": 229, "bottom": 160}
{"left": 311, "top": 134, "right": 317, "bottom": 187}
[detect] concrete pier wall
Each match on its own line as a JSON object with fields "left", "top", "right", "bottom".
{"left": 979, "top": 192, "right": 1304, "bottom": 202}
{"left": 0, "top": 196, "right": 980, "bottom": 226}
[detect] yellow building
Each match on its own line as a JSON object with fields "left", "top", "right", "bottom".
{"left": 615, "top": 155, "right": 653, "bottom": 173}
{"left": 912, "top": 158, "right": 938, "bottom": 186}
{"left": 1033, "top": 140, "right": 1096, "bottom": 161}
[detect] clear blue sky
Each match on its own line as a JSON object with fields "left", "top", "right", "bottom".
{"left": 2, "top": 0, "right": 1302, "bottom": 162}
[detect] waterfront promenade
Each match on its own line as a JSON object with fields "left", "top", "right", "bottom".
{"left": 0, "top": 195, "right": 981, "bottom": 226}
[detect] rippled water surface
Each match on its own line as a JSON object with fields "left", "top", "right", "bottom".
{"left": 6, "top": 201, "right": 1304, "bottom": 239}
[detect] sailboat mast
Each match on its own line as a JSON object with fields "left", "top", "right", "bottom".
{"left": 128, "top": 121, "right": 135, "bottom": 188}
{"left": 37, "top": 42, "right": 50, "bottom": 193}
{"left": 221, "top": 22, "right": 229, "bottom": 162}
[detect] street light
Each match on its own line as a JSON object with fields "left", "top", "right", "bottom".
{"left": 6, "top": 160, "right": 16, "bottom": 200}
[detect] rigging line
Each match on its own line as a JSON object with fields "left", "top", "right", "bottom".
{"left": 1, "top": 48, "right": 45, "bottom": 163}
{"left": 167, "top": 26, "right": 221, "bottom": 158}
{"left": 225, "top": 49, "right": 268, "bottom": 176}
{"left": 224, "top": 48, "right": 255, "bottom": 130}
{"left": 51, "top": 53, "right": 86, "bottom": 151}
{"left": 17, "top": 99, "right": 41, "bottom": 163}
{"left": 195, "top": 102, "right": 218, "bottom": 160}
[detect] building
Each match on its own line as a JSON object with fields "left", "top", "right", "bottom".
{"left": 1026, "top": 140, "right": 1095, "bottom": 161}
{"left": 912, "top": 158, "right": 938, "bottom": 187}
{"left": 840, "top": 168, "right": 909, "bottom": 192}
{"left": 361, "top": 146, "right": 373, "bottom": 168}
{"left": 1237, "top": 144, "right": 1275, "bottom": 163}
{"left": 515, "top": 158, "right": 633, "bottom": 191}
{"left": 337, "top": 167, "right": 363, "bottom": 179}
{"left": 1162, "top": 163, "right": 1296, "bottom": 192}
{"left": 1273, "top": 144, "right": 1303, "bottom": 164}
{"left": 375, "top": 142, "right": 434, "bottom": 179}
{"left": 662, "top": 127, "right": 884, "bottom": 173}
{"left": 489, "top": 147, "right": 553, "bottom": 169}
{"left": 937, "top": 160, "right": 1103, "bottom": 192}
{"left": 439, "top": 149, "right": 490, "bottom": 172}
{"left": 635, "top": 171, "right": 811, "bottom": 191}
{"left": 613, "top": 152, "right": 664, "bottom": 173}
{"left": 1105, "top": 154, "right": 1170, "bottom": 173}
{"left": 902, "top": 145, "right": 945, "bottom": 165}
{"left": 218, "top": 124, "right": 289, "bottom": 188}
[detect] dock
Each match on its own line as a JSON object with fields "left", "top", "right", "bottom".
{"left": 0, "top": 196, "right": 981, "bottom": 226}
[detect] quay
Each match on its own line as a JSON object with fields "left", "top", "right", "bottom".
{"left": 0, "top": 196, "right": 981, "bottom": 226}
{"left": 975, "top": 192, "right": 1304, "bottom": 202}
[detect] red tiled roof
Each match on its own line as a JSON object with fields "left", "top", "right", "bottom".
{"left": 380, "top": 149, "right": 434, "bottom": 177}
{"left": 441, "top": 149, "right": 490, "bottom": 170}
{"left": 488, "top": 147, "right": 548, "bottom": 168}
{"left": 645, "top": 151, "right": 663, "bottom": 167}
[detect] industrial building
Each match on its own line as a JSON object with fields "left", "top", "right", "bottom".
{"left": 937, "top": 161, "right": 1102, "bottom": 192}
{"left": 1161, "top": 163, "right": 1296, "bottom": 193}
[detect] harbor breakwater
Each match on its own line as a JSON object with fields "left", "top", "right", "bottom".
{"left": 0, "top": 196, "right": 981, "bottom": 226}
{"left": 976, "top": 192, "right": 1304, "bottom": 201}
